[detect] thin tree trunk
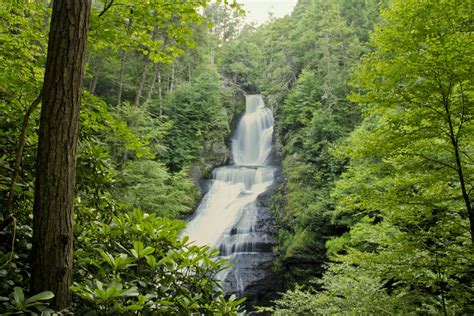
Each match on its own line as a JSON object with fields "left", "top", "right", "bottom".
{"left": 146, "top": 62, "right": 161, "bottom": 104}
{"left": 134, "top": 57, "right": 150, "bottom": 106}
{"left": 88, "top": 54, "right": 103, "bottom": 94}
{"left": 210, "top": 48, "right": 215, "bottom": 65}
{"left": 122, "top": 150, "right": 128, "bottom": 168}
{"left": 3, "top": 92, "right": 42, "bottom": 223}
{"left": 117, "top": 50, "right": 126, "bottom": 106}
{"left": 442, "top": 86, "right": 473, "bottom": 245}
{"left": 168, "top": 62, "right": 175, "bottom": 93}
{"left": 187, "top": 52, "right": 192, "bottom": 81}
{"left": 31, "top": 0, "right": 91, "bottom": 310}
{"left": 41, "top": 0, "right": 52, "bottom": 30}
{"left": 158, "top": 63, "right": 163, "bottom": 115}
{"left": 223, "top": 7, "right": 228, "bottom": 41}
{"left": 158, "top": 63, "right": 162, "bottom": 102}
{"left": 117, "top": 17, "right": 133, "bottom": 106}
{"left": 4, "top": 92, "right": 43, "bottom": 217}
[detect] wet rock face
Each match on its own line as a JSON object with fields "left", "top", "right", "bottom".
{"left": 217, "top": 150, "right": 285, "bottom": 310}
{"left": 189, "top": 140, "right": 230, "bottom": 194}
{"left": 223, "top": 252, "right": 283, "bottom": 309}
{"left": 188, "top": 164, "right": 203, "bottom": 191}
{"left": 220, "top": 191, "right": 284, "bottom": 309}
{"left": 203, "top": 140, "right": 230, "bottom": 171}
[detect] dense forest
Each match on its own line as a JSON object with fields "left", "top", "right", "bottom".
{"left": 1, "top": 0, "right": 473, "bottom": 314}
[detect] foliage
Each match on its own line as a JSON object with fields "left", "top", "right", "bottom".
{"left": 1, "top": 32, "right": 46, "bottom": 290}
{"left": 0, "top": 0, "right": 244, "bottom": 313}
{"left": 267, "top": 0, "right": 474, "bottom": 313}
{"left": 75, "top": 93, "right": 158, "bottom": 229}
{"left": 0, "top": 0, "right": 48, "bottom": 221}
{"left": 73, "top": 209, "right": 244, "bottom": 314}
{"left": 6, "top": 0, "right": 473, "bottom": 313}
{"left": 114, "top": 160, "right": 198, "bottom": 217}
{"left": 163, "top": 67, "right": 231, "bottom": 170}
{"left": 323, "top": 0, "right": 474, "bottom": 312}
{"left": 204, "top": 2, "right": 244, "bottom": 43}
{"left": 0, "top": 287, "right": 54, "bottom": 315}
{"left": 218, "top": 28, "right": 263, "bottom": 93}
{"left": 0, "top": 222, "right": 33, "bottom": 299}
{"left": 261, "top": 263, "right": 408, "bottom": 315}
{"left": 241, "top": 0, "right": 371, "bottom": 285}
{"left": 89, "top": 0, "right": 204, "bottom": 61}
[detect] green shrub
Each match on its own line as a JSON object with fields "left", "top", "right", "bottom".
{"left": 73, "top": 209, "right": 244, "bottom": 314}
{"left": 0, "top": 287, "right": 54, "bottom": 315}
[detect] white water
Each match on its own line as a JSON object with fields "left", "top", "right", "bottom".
{"left": 184, "top": 95, "right": 275, "bottom": 266}
{"left": 232, "top": 96, "right": 273, "bottom": 166}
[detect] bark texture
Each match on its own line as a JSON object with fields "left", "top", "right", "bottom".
{"left": 31, "top": 0, "right": 91, "bottom": 310}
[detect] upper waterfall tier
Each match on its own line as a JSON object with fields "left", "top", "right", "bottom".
{"left": 232, "top": 95, "right": 273, "bottom": 166}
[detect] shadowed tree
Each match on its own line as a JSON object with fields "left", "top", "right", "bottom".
{"left": 31, "top": 0, "right": 91, "bottom": 310}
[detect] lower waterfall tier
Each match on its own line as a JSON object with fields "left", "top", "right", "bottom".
{"left": 184, "top": 165, "right": 275, "bottom": 248}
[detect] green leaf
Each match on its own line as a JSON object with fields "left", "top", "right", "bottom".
{"left": 121, "top": 288, "right": 139, "bottom": 297}
{"left": 23, "top": 291, "right": 54, "bottom": 306}
{"left": 13, "top": 287, "right": 25, "bottom": 307}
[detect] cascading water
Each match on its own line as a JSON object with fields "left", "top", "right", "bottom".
{"left": 184, "top": 95, "right": 278, "bottom": 298}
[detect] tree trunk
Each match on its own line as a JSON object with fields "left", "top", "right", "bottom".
{"left": 88, "top": 54, "right": 103, "bottom": 94}
{"left": 158, "top": 63, "right": 162, "bottom": 102}
{"left": 168, "top": 62, "right": 175, "bottom": 93}
{"left": 134, "top": 57, "right": 150, "bottom": 106}
{"left": 117, "top": 17, "right": 133, "bottom": 106}
{"left": 145, "top": 62, "right": 161, "bottom": 104}
{"left": 187, "top": 52, "right": 192, "bottom": 81}
{"left": 3, "top": 93, "right": 42, "bottom": 222}
{"left": 31, "top": 0, "right": 91, "bottom": 310}
{"left": 442, "top": 85, "right": 474, "bottom": 245}
{"left": 158, "top": 63, "right": 163, "bottom": 115}
{"left": 117, "top": 50, "right": 126, "bottom": 106}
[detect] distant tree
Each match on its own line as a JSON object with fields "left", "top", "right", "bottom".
{"left": 319, "top": 0, "right": 474, "bottom": 312}
{"left": 204, "top": 2, "right": 243, "bottom": 42}
{"left": 31, "top": 0, "right": 91, "bottom": 309}
{"left": 347, "top": 0, "right": 473, "bottom": 243}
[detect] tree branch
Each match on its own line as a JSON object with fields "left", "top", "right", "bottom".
{"left": 2, "top": 90, "right": 43, "bottom": 229}
{"left": 98, "top": 0, "right": 114, "bottom": 18}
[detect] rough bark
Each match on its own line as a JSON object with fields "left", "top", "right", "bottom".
{"left": 31, "top": 0, "right": 91, "bottom": 310}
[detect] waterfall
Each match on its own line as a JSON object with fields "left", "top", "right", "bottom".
{"left": 232, "top": 95, "right": 273, "bottom": 166}
{"left": 184, "top": 95, "right": 276, "bottom": 296}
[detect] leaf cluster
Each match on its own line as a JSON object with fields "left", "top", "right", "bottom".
{"left": 73, "top": 209, "right": 244, "bottom": 314}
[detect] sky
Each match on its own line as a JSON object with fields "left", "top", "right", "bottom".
{"left": 237, "top": 0, "right": 298, "bottom": 25}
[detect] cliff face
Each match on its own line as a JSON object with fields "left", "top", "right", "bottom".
{"left": 188, "top": 139, "right": 230, "bottom": 195}
{"left": 203, "top": 140, "right": 231, "bottom": 171}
